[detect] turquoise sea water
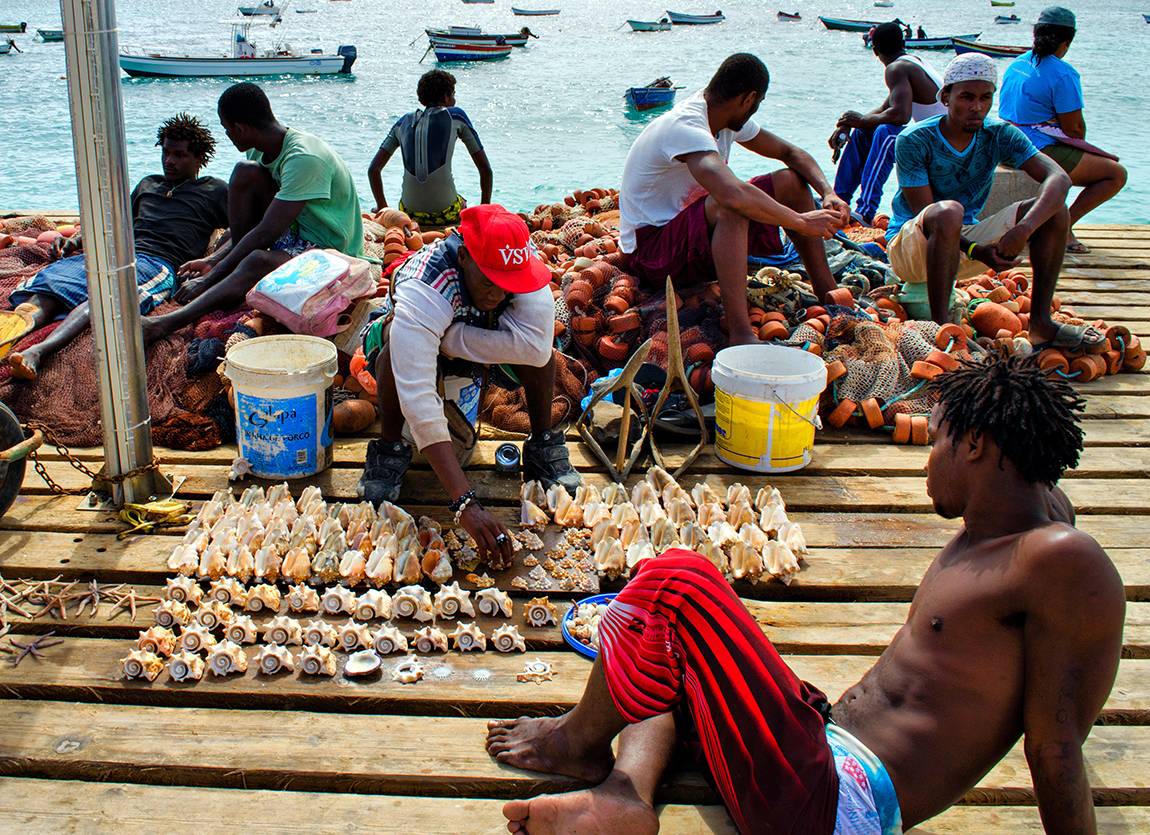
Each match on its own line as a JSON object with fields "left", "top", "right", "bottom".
{"left": 0, "top": 0, "right": 1144, "bottom": 221}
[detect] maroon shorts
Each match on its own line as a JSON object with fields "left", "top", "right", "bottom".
{"left": 629, "top": 174, "right": 784, "bottom": 288}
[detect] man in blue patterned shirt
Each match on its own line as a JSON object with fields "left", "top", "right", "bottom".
{"left": 887, "top": 53, "right": 1104, "bottom": 351}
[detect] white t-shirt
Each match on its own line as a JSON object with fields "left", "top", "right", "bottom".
{"left": 619, "top": 90, "right": 761, "bottom": 253}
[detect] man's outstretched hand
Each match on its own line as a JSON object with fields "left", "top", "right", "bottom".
{"left": 821, "top": 193, "right": 852, "bottom": 227}
{"left": 173, "top": 276, "right": 212, "bottom": 305}
{"left": 177, "top": 257, "right": 213, "bottom": 280}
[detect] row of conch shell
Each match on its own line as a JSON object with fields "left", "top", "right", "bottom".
{"left": 450, "top": 622, "right": 486, "bottom": 652}
{"left": 433, "top": 582, "right": 474, "bottom": 619}
{"left": 476, "top": 588, "right": 513, "bottom": 619}
{"left": 168, "top": 485, "right": 465, "bottom": 587}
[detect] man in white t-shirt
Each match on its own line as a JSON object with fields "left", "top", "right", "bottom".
{"left": 620, "top": 53, "right": 849, "bottom": 346}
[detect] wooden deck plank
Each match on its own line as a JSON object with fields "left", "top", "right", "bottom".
{"left": 2, "top": 637, "right": 1146, "bottom": 724}
{"left": 0, "top": 700, "right": 1145, "bottom": 804}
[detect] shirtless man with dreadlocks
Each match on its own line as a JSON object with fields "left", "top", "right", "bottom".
{"left": 485, "top": 353, "right": 1125, "bottom": 835}
{"left": 6, "top": 113, "right": 228, "bottom": 380}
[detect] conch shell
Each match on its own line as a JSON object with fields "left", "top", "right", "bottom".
{"left": 649, "top": 517, "right": 679, "bottom": 552}
{"left": 153, "top": 599, "right": 192, "bottom": 629}
{"left": 253, "top": 644, "right": 295, "bottom": 675}
{"left": 225, "top": 614, "right": 259, "bottom": 645}
{"left": 679, "top": 521, "right": 710, "bottom": 552}
{"left": 698, "top": 540, "right": 729, "bottom": 574}
{"left": 286, "top": 583, "right": 320, "bottom": 614}
{"left": 524, "top": 596, "right": 558, "bottom": 628}
{"left": 421, "top": 548, "right": 453, "bottom": 586}
{"left": 344, "top": 649, "right": 382, "bottom": 677}
{"left": 263, "top": 615, "right": 304, "bottom": 646}
{"left": 281, "top": 547, "right": 313, "bottom": 584}
{"left": 354, "top": 589, "right": 393, "bottom": 621}
{"left": 365, "top": 537, "right": 395, "bottom": 586}
{"left": 754, "top": 486, "right": 784, "bottom": 512}
{"left": 581, "top": 501, "right": 612, "bottom": 528}
{"left": 179, "top": 622, "right": 217, "bottom": 654}
{"left": 297, "top": 644, "right": 337, "bottom": 677}
{"left": 136, "top": 626, "right": 177, "bottom": 657}
{"left": 777, "top": 521, "right": 808, "bottom": 556}
{"left": 759, "top": 504, "right": 789, "bottom": 536}
{"left": 301, "top": 618, "right": 338, "bottom": 647}
{"left": 226, "top": 544, "right": 255, "bottom": 584}
{"left": 450, "top": 621, "right": 487, "bottom": 652}
{"left": 394, "top": 548, "right": 423, "bottom": 586}
{"left": 691, "top": 482, "right": 723, "bottom": 508}
{"left": 209, "top": 577, "right": 248, "bottom": 608}
{"left": 167, "top": 650, "right": 205, "bottom": 682}
{"left": 520, "top": 479, "right": 548, "bottom": 509}
{"left": 726, "top": 501, "right": 756, "bottom": 531}
{"left": 194, "top": 601, "right": 233, "bottom": 631}
{"left": 706, "top": 521, "right": 739, "bottom": 548}
{"left": 121, "top": 649, "right": 164, "bottom": 681}
{"left": 338, "top": 622, "right": 374, "bottom": 652}
{"left": 520, "top": 499, "right": 550, "bottom": 529}
{"left": 665, "top": 495, "right": 696, "bottom": 527}
{"left": 371, "top": 623, "right": 409, "bottom": 655}
{"left": 391, "top": 654, "right": 425, "bottom": 684}
{"left": 516, "top": 658, "right": 554, "bottom": 683}
{"left": 392, "top": 585, "right": 434, "bottom": 622}
{"left": 412, "top": 625, "right": 449, "bottom": 653}
{"left": 433, "top": 582, "right": 475, "bottom": 619}
{"left": 696, "top": 501, "right": 727, "bottom": 529}
{"left": 253, "top": 545, "right": 282, "bottom": 584}
{"left": 645, "top": 465, "right": 678, "bottom": 494}
{"left": 601, "top": 482, "right": 629, "bottom": 506}
{"left": 339, "top": 549, "right": 367, "bottom": 587}
{"left": 626, "top": 540, "right": 656, "bottom": 570}
{"left": 726, "top": 484, "right": 752, "bottom": 507}
{"left": 320, "top": 586, "right": 357, "bottom": 616}
{"left": 738, "top": 522, "right": 770, "bottom": 552}
{"left": 206, "top": 640, "right": 248, "bottom": 677}
{"left": 729, "top": 540, "right": 765, "bottom": 583}
{"left": 476, "top": 588, "right": 513, "bottom": 618}
{"left": 591, "top": 518, "right": 621, "bottom": 547}
{"left": 166, "top": 544, "right": 199, "bottom": 576}
{"left": 611, "top": 502, "right": 640, "bottom": 528}
{"left": 630, "top": 480, "right": 659, "bottom": 510}
{"left": 491, "top": 624, "right": 526, "bottom": 653}
{"left": 197, "top": 540, "right": 227, "bottom": 581}
{"left": 593, "top": 537, "right": 626, "bottom": 579}
{"left": 164, "top": 576, "right": 202, "bottom": 606}
{"left": 764, "top": 540, "right": 801, "bottom": 584}
{"left": 244, "top": 584, "right": 281, "bottom": 614}
{"left": 637, "top": 497, "right": 666, "bottom": 528}
{"left": 550, "top": 488, "right": 583, "bottom": 528}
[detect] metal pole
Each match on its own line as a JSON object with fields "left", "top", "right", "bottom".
{"left": 59, "top": 0, "right": 170, "bottom": 505}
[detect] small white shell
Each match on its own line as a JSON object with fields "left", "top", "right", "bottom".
{"left": 301, "top": 618, "right": 339, "bottom": 647}
{"left": 412, "top": 626, "right": 449, "bottom": 654}
{"left": 263, "top": 615, "right": 303, "bottom": 646}
{"left": 475, "top": 588, "right": 514, "bottom": 619}
{"left": 179, "top": 622, "right": 218, "bottom": 654}
{"left": 153, "top": 599, "right": 193, "bottom": 629}
{"left": 167, "top": 650, "right": 205, "bottom": 682}
{"left": 353, "top": 589, "right": 393, "bottom": 621}
{"left": 136, "top": 626, "right": 177, "bottom": 657}
{"left": 244, "top": 584, "right": 281, "bottom": 614}
{"left": 344, "top": 649, "right": 382, "bottom": 677}
{"left": 449, "top": 622, "right": 487, "bottom": 652}
{"left": 524, "top": 596, "right": 558, "bottom": 628}
{"left": 121, "top": 649, "right": 164, "bottom": 681}
{"left": 206, "top": 640, "right": 248, "bottom": 677}
{"left": 491, "top": 624, "right": 527, "bottom": 653}
{"left": 194, "top": 601, "right": 233, "bottom": 631}
{"left": 297, "top": 644, "right": 337, "bottom": 677}
{"left": 338, "top": 621, "right": 374, "bottom": 652}
{"left": 392, "top": 585, "right": 434, "bottom": 622}
{"left": 208, "top": 578, "right": 248, "bottom": 608}
{"left": 286, "top": 583, "right": 320, "bottom": 613}
{"left": 253, "top": 644, "right": 295, "bottom": 675}
{"left": 320, "top": 586, "right": 356, "bottom": 616}
{"left": 164, "top": 576, "right": 203, "bottom": 606}
{"left": 371, "top": 623, "right": 409, "bottom": 655}
{"left": 433, "top": 582, "right": 475, "bottom": 620}
{"left": 391, "top": 654, "right": 425, "bottom": 684}
{"left": 516, "top": 658, "right": 554, "bottom": 683}
{"left": 224, "top": 614, "right": 259, "bottom": 645}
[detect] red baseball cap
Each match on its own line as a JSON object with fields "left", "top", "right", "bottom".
{"left": 458, "top": 204, "right": 551, "bottom": 294}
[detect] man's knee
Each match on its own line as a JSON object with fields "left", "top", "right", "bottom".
{"left": 1113, "top": 162, "right": 1129, "bottom": 189}
{"left": 230, "top": 161, "right": 273, "bottom": 190}
{"left": 923, "top": 200, "right": 964, "bottom": 234}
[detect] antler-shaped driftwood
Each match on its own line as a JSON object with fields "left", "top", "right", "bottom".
{"left": 649, "top": 276, "right": 707, "bottom": 478}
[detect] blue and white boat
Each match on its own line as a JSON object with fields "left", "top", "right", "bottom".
{"left": 666, "top": 10, "right": 725, "bottom": 25}
{"left": 628, "top": 18, "right": 672, "bottom": 31}
{"left": 625, "top": 78, "right": 680, "bottom": 111}
{"left": 511, "top": 7, "right": 560, "bottom": 15}
{"left": 433, "top": 42, "right": 511, "bottom": 61}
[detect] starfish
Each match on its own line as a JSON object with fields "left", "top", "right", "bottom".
{"left": 5, "top": 632, "right": 63, "bottom": 667}
{"left": 107, "top": 588, "right": 161, "bottom": 622}
{"left": 29, "top": 581, "right": 78, "bottom": 621}
{"left": 73, "top": 580, "right": 125, "bottom": 618}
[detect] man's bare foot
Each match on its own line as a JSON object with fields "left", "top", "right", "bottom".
{"left": 9, "top": 348, "right": 41, "bottom": 381}
{"left": 501, "top": 772, "right": 659, "bottom": 835}
{"left": 139, "top": 315, "right": 166, "bottom": 347}
{"left": 486, "top": 715, "right": 614, "bottom": 784}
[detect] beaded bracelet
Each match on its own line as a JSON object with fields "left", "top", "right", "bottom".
{"left": 450, "top": 490, "right": 478, "bottom": 525}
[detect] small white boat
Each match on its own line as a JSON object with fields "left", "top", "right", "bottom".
{"left": 239, "top": 2, "right": 281, "bottom": 15}
{"left": 512, "top": 7, "right": 560, "bottom": 15}
{"left": 0, "top": 40, "right": 13, "bottom": 56}
{"left": 119, "top": 19, "right": 356, "bottom": 77}
{"left": 874, "top": 0, "right": 894, "bottom": 7}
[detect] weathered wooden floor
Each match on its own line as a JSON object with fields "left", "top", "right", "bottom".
{"left": 1, "top": 225, "right": 1148, "bottom": 832}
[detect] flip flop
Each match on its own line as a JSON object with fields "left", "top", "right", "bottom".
{"left": 0, "top": 306, "right": 36, "bottom": 362}
{"left": 1066, "top": 240, "right": 1091, "bottom": 254}
{"left": 1031, "top": 322, "right": 1108, "bottom": 355}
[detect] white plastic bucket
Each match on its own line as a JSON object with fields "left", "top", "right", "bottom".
{"left": 711, "top": 344, "right": 828, "bottom": 473}
{"left": 223, "top": 335, "right": 338, "bottom": 479}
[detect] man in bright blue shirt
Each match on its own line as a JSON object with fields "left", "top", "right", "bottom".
{"left": 999, "top": 7, "right": 1127, "bottom": 253}
{"left": 887, "top": 53, "right": 1104, "bottom": 352}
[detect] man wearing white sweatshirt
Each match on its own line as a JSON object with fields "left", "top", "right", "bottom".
{"left": 357, "top": 204, "right": 580, "bottom": 561}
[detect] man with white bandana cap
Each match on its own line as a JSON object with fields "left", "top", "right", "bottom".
{"left": 886, "top": 52, "right": 1106, "bottom": 352}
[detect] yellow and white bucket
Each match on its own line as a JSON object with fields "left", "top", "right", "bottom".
{"left": 711, "top": 344, "right": 827, "bottom": 473}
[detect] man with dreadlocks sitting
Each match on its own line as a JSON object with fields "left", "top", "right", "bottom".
{"left": 6, "top": 113, "right": 228, "bottom": 380}
{"left": 485, "top": 353, "right": 1124, "bottom": 835}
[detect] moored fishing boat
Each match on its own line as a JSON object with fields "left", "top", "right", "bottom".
{"left": 0, "top": 40, "right": 14, "bottom": 55}
{"left": 624, "top": 77, "right": 680, "bottom": 111}
{"left": 0, "top": 23, "right": 27, "bottom": 34}
{"left": 995, "top": 14, "right": 1021, "bottom": 24}
{"left": 990, "top": 1, "right": 1015, "bottom": 6}
{"left": 37, "top": 28, "right": 64, "bottom": 42}
{"left": 952, "top": 37, "right": 1026, "bottom": 57}
{"left": 511, "top": 7, "right": 560, "bottom": 15}
{"left": 869, "top": 32, "right": 980, "bottom": 50}
{"left": 433, "top": 42, "right": 511, "bottom": 61}
{"left": 777, "top": 11, "right": 800, "bottom": 21}
{"left": 874, "top": 1, "right": 894, "bottom": 7}
{"left": 238, "top": 2, "right": 280, "bottom": 16}
{"left": 426, "top": 27, "right": 534, "bottom": 46}
{"left": 819, "top": 15, "right": 883, "bottom": 32}
{"left": 666, "top": 10, "right": 725, "bottom": 25}
{"left": 119, "top": 19, "right": 356, "bottom": 77}
{"left": 628, "top": 18, "right": 672, "bottom": 31}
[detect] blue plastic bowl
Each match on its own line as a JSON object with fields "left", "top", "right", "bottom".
{"left": 561, "top": 593, "right": 617, "bottom": 660}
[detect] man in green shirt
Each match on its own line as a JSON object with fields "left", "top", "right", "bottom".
{"left": 142, "top": 82, "right": 364, "bottom": 344}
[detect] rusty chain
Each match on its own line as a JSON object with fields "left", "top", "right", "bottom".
{"left": 22, "top": 421, "right": 161, "bottom": 496}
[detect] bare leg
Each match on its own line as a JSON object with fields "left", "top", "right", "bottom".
{"left": 10, "top": 299, "right": 90, "bottom": 381}
{"left": 703, "top": 195, "right": 756, "bottom": 345}
{"left": 486, "top": 656, "right": 623, "bottom": 783}
{"left": 226, "top": 161, "right": 278, "bottom": 242}
{"left": 1063, "top": 153, "right": 1127, "bottom": 245}
{"left": 512, "top": 352, "right": 557, "bottom": 436}
{"left": 500, "top": 714, "right": 673, "bottom": 835}
{"left": 141, "top": 250, "right": 289, "bottom": 345}
{"left": 1022, "top": 202, "right": 1071, "bottom": 345}
{"left": 920, "top": 200, "right": 965, "bottom": 325}
{"left": 374, "top": 339, "right": 404, "bottom": 442}
{"left": 769, "top": 168, "right": 838, "bottom": 301}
